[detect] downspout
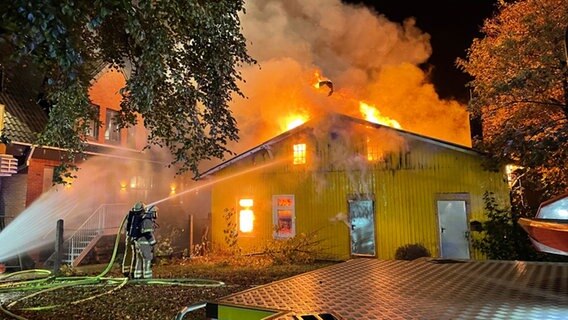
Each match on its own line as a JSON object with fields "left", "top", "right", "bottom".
{"left": 25, "top": 145, "right": 35, "bottom": 168}
{"left": 16, "top": 144, "right": 35, "bottom": 172}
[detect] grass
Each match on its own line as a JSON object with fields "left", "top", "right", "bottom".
{"left": 1, "top": 256, "right": 335, "bottom": 320}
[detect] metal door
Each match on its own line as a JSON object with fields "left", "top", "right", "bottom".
{"left": 348, "top": 199, "right": 376, "bottom": 256}
{"left": 437, "top": 200, "right": 470, "bottom": 259}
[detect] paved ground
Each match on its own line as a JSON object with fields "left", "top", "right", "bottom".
{"left": 217, "top": 258, "right": 568, "bottom": 319}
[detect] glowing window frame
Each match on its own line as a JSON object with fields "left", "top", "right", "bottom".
{"left": 366, "top": 137, "right": 383, "bottom": 162}
{"left": 272, "top": 195, "right": 295, "bottom": 239}
{"left": 238, "top": 198, "right": 254, "bottom": 234}
{"left": 104, "top": 109, "right": 121, "bottom": 143}
{"left": 293, "top": 143, "right": 306, "bottom": 165}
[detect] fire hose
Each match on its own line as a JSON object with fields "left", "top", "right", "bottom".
{"left": 0, "top": 214, "right": 224, "bottom": 320}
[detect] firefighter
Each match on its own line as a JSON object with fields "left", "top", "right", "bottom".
{"left": 133, "top": 205, "right": 158, "bottom": 279}
{"left": 122, "top": 201, "right": 145, "bottom": 277}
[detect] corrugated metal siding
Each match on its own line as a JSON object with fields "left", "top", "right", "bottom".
{"left": 211, "top": 128, "right": 510, "bottom": 261}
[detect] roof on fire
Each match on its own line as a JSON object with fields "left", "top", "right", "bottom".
{"left": 198, "top": 113, "right": 480, "bottom": 178}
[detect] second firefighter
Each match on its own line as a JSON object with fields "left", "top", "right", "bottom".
{"left": 131, "top": 204, "right": 158, "bottom": 279}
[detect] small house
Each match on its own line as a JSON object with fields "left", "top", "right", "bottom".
{"left": 201, "top": 113, "right": 510, "bottom": 260}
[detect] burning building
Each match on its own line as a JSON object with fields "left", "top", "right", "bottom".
{"left": 200, "top": 113, "right": 510, "bottom": 260}
{"left": 194, "top": 0, "right": 511, "bottom": 261}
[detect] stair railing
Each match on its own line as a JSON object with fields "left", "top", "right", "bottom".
{"left": 65, "top": 203, "right": 128, "bottom": 265}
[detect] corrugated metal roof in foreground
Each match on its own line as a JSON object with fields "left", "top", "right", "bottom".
{"left": 219, "top": 258, "right": 568, "bottom": 319}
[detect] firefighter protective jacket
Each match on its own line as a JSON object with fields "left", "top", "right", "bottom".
{"left": 139, "top": 216, "right": 156, "bottom": 245}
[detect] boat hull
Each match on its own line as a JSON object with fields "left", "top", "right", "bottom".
{"left": 518, "top": 218, "right": 568, "bottom": 256}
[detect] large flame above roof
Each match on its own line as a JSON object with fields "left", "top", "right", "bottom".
{"left": 359, "top": 101, "right": 401, "bottom": 129}
{"left": 284, "top": 72, "right": 403, "bottom": 132}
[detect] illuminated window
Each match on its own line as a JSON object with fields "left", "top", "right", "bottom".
{"left": 366, "top": 138, "right": 382, "bottom": 162}
{"left": 293, "top": 144, "right": 306, "bottom": 165}
{"left": 273, "top": 195, "right": 295, "bottom": 238}
{"left": 239, "top": 198, "right": 254, "bottom": 233}
{"left": 130, "top": 176, "right": 152, "bottom": 190}
{"left": 86, "top": 105, "right": 100, "bottom": 140}
{"left": 239, "top": 199, "right": 253, "bottom": 207}
{"left": 126, "top": 124, "right": 137, "bottom": 148}
{"left": 239, "top": 209, "right": 254, "bottom": 233}
{"left": 105, "top": 109, "right": 121, "bottom": 143}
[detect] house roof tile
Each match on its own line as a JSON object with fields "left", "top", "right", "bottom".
{"left": 1, "top": 90, "right": 47, "bottom": 144}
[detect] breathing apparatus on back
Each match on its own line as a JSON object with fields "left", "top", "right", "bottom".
{"left": 146, "top": 205, "right": 158, "bottom": 220}
{"left": 145, "top": 205, "right": 159, "bottom": 230}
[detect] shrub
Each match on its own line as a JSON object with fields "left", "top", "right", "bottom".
{"left": 471, "top": 191, "right": 557, "bottom": 261}
{"left": 222, "top": 208, "right": 240, "bottom": 254}
{"left": 395, "top": 243, "right": 431, "bottom": 260}
{"left": 155, "top": 225, "right": 184, "bottom": 259}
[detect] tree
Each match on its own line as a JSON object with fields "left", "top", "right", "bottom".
{"left": 0, "top": 0, "right": 254, "bottom": 179}
{"left": 457, "top": 0, "right": 567, "bottom": 211}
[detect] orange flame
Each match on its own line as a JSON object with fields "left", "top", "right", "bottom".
{"left": 283, "top": 113, "right": 309, "bottom": 131}
{"left": 313, "top": 71, "right": 323, "bottom": 89}
{"left": 313, "top": 70, "right": 332, "bottom": 92}
{"left": 359, "top": 101, "right": 401, "bottom": 129}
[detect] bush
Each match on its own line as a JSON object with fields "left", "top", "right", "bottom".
{"left": 395, "top": 243, "right": 431, "bottom": 260}
{"left": 155, "top": 225, "right": 184, "bottom": 259}
{"left": 222, "top": 208, "right": 240, "bottom": 254}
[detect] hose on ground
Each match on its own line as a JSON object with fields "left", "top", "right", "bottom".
{"left": 0, "top": 214, "right": 224, "bottom": 319}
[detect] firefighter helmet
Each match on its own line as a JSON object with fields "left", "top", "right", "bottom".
{"left": 147, "top": 205, "right": 158, "bottom": 220}
{"left": 132, "top": 201, "right": 145, "bottom": 212}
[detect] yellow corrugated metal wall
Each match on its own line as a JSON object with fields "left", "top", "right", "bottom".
{"left": 210, "top": 127, "right": 510, "bottom": 260}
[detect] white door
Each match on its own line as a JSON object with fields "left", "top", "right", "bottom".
{"left": 437, "top": 200, "right": 470, "bottom": 259}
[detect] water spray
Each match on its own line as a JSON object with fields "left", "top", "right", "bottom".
{"left": 147, "top": 158, "right": 286, "bottom": 207}
{"left": 0, "top": 157, "right": 286, "bottom": 319}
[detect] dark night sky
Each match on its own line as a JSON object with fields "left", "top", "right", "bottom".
{"left": 344, "top": 0, "right": 497, "bottom": 103}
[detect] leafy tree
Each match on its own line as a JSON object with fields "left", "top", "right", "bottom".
{"left": 0, "top": 0, "right": 254, "bottom": 178}
{"left": 457, "top": 0, "right": 567, "bottom": 210}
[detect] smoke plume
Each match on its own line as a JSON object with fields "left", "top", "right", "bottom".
{"left": 229, "top": 0, "right": 470, "bottom": 155}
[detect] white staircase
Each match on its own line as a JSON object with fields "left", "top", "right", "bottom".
{"left": 62, "top": 203, "right": 129, "bottom": 266}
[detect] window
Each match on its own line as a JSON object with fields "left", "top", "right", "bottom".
{"left": 43, "top": 167, "right": 55, "bottom": 192}
{"left": 293, "top": 143, "right": 306, "bottom": 165}
{"left": 86, "top": 105, "right": 100, "bottom": 140}
{"left": 273, "top": 195, "right": 295, "bottom": 238}
{"left": 126, "top": 124, "right": 137, "bottom": 148}
{"left": 105, "top": 109, "right": 121, "bottom": 143}
{"left": 130, "top": 175, "right": 152, "bottom": 190}
{"left": 366, "top": 137, "right": 382, "bottom": 161}
{"left": 239, "top": 198, "right": 254, "bottom": 233}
